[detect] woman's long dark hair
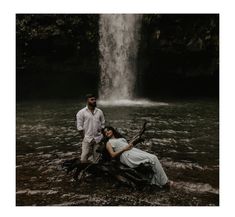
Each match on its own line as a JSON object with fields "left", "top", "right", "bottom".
{"left": 104, "top": 126, "right": 124, "bottom": 139}
{"left": 99, "top": 126, "right": 125, "bottom": 162}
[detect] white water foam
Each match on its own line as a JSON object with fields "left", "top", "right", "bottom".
{"left": 16, "top": 189, "right": 58, "bottom": 195}
{"left": 98, "top": 99, "right": 169, "bottom": 107}
{"left": 173, "top": 181, "right": 219, "bottom": 194}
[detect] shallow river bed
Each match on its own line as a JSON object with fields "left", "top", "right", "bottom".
{"left": 16, "top": 99, "right": 219, "bottom": 206}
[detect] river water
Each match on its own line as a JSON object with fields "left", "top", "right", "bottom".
{"left": 16, "top": 99, "right": 219, "bottom": 206}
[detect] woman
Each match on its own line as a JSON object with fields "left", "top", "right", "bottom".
{"left": 104, "top": 126, "right": 172, "bottom": 188}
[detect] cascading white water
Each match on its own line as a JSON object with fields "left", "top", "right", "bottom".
{"left": 98, "top": 14, "right": 168, "bottom": 107}
{"left": 99, "top": 14, "right": 142, "bottom": 101}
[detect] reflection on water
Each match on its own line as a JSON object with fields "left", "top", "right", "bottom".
{"left": 16, "top": 99, "right": 219, "bottom": 206}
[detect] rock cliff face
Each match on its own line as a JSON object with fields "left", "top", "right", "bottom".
{"left": 16, "top": 14, "right": 219, "bottom": 100}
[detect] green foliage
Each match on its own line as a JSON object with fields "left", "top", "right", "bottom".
{"left": 16, "top": 14, "right": 99, "bottom": 67}
{"left": 141, "top": 14, "right": 219, "bottom": 53}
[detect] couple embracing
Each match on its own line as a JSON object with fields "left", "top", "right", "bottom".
{"left": 76, "top": 94, "right": 172, "bottom": 188}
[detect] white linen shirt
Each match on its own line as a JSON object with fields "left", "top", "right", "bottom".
{"left": 76, "top": 106, "right": 105, "bottom": 143}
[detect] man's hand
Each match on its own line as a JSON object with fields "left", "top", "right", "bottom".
{"left": 78, "top": 130, "right": 84, "bottom": 139}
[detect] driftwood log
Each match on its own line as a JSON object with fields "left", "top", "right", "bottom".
{"left": 62, "top": 158, "right": 154, "bottom": 189}
{"left": 62, "top": 122, "right": 155, "bottom": 189}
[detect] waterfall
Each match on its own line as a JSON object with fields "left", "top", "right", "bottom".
{"left": 99, "top": 14, "right": 142, "bottom": 101}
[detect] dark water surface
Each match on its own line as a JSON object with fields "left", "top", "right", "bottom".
{"left": 16, "top": 99, "right": 219, "bottom": 206}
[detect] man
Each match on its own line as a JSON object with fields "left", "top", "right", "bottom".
{"left": 76, "top": 94, "right": 105, "bottom": 163}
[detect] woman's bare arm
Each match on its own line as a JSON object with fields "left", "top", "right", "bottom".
{"left": 106, "top": 142, "right": 133, "bottom": 158}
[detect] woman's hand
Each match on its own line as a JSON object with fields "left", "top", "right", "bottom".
{"left": 124, "top": 143, "right": 133, "bottom": 151}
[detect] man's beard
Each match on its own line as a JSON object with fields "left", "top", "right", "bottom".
{"left": 89, "top": 102, "right": 96, "bottom": 107}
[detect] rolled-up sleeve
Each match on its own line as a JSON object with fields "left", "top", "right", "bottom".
{"left": 76, "top": 111, "right": 84, "bottom": 131}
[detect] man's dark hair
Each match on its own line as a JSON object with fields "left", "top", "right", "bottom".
{"left": 85, "top": 93, "right": 96, "bottom": 100}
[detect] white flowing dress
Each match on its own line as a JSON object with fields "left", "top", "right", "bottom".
{"left": 109, "top": 138, "right": 168, "bottom": 186}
